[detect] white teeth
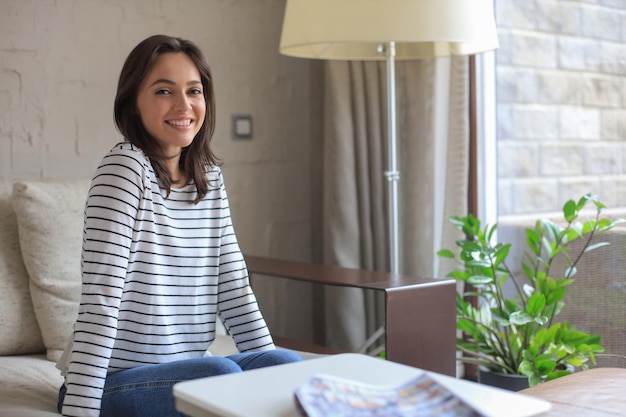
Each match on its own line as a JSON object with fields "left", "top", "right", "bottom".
{"left": 167, "top": 120, "right": 191, "bottom": 126}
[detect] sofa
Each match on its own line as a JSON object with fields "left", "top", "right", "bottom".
{"left": 0, "top": 179, "right": 320, "bottom": 417}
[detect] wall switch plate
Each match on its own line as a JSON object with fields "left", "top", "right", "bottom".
{"left": 232, "top": 114, "right": 253, "bottom": 139}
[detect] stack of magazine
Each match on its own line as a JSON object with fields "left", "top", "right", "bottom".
{"left": 294, "top": 373, "right": 483, "bottom": 417}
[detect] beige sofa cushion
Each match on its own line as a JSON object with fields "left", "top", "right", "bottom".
{"left": 12, "top": 180, "right": 91, "bottom": 362}
{"left": 0, "top": 181, "right": 45, "bottom": 355}
{"left": 0, "top": 354, "right": 63, "bottom": 416}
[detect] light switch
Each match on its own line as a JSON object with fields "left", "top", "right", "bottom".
{"left": 232, "top": 114, "right": 253, "bottom": 139}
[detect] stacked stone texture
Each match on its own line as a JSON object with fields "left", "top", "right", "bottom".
{"left": 496, "top": 0, "right": 626, "bottom": 215}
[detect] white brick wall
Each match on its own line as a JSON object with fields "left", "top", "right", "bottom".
{"left": 496, "top": 0, "right": 626, "bottom": 215}
{"left": 0, "top": 0, "right": 317, "bottom": 263}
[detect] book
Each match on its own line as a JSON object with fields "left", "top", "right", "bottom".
{"left": 294, "top": 372, "right": 483, "bottom": 417}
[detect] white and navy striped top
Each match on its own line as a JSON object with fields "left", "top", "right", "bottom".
{"left": 57, "top": 142, "right": 274, "bottom": 417}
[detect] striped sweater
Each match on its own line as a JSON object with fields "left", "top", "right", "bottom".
{"left": 57, "top": 142, "right": 274, "bottom": 417}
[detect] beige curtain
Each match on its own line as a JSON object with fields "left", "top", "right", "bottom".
{"left": 322, "top": 57, "right": 469, "bottom": 352}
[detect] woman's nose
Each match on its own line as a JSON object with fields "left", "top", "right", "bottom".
{"left": 174, "top": 93, "right": 191, "bottom": 111}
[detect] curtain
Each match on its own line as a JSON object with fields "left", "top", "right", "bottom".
{"left": 322, "top": 57, "right": 469, "bottom": 352}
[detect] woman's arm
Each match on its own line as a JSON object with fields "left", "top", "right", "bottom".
{"left": 62, "top": 145, "right": 146, "bottom": 417}
{"left": 214, "top": 168, "right": 275, "bottom": 353}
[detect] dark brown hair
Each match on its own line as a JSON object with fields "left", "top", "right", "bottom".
{"left": 114, "top": 34, "right": 219, "bottom": 202}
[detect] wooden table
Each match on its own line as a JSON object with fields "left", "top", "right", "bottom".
{"left": 520, "top": 367, "right": 626, "bottom": 417}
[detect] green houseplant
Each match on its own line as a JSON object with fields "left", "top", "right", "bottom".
{"left": 438, "top": 193, "right": 624, "bottom": 387}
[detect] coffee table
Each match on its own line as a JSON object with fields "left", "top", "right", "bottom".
{"left": 173, "top": 353, "right": 551, "bottom": 417}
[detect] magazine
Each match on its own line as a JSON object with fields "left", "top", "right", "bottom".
{"left": 294, "top": 372, "right": 483, "bottom": 417}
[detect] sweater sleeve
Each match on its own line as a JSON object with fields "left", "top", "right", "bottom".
{"left": 61, "top": 146, "right": 147, "bottom": 417}
{"left": 214, "top": 168, "right": 275, "bottom": 352}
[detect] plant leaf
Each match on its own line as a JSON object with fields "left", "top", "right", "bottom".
{"left": 518, "top": 360, "right": 533, "bottom": 376}
{"left": 494, "top": 244, "right": 511, "bottom": 267}
{"left": 582, "top": 220, "right": 596, "bottom": 234}
{"left": 510, "top": 311, "right": 534, "bottom": 325}
{"left": 437, "top": 249, "right": 455, "bottom": 258}
{"left": 542, "top": 220, "right": 560, "bottom": 243}
{"left": 526, "top": 229, "right": 541, "bottom": 255}
{"left": 583, "top": 242, "right": 610, "bottom": 253}
{"left": 546, "top": 287, "right": 565, "bottom": 305}
{"left": 468, "top": 275, "right": 494, "bottom": 286}
{"left": 563, "top": 199, "right": 577, "bottom": 222}
{"left": 565, "top": 265, "right": 578, "bottom": 278}
{"left": 546, "top": 369, "right": 572, "bottom": 381}
{"left": 522, "top": 283, "right": 534, "bottom": 297}
{"left": 554, "top": 278, "right": 575, "bottom": 288}
{"left": 541, "top": 236, "right": 553, "bottom": 258}
{"left": 526, "top": 293, "right": 546, "bottom": 315}
{"left": 577, "top": 193, "right": 591, "bottom": 210}
{"left": 591, "top": 196, "right": 605, "bottom": 210}
{"left": 563, "top": 227, "right": 581, "bottom": 242}
{"left": 448, "top": 270, "right": 470, "bottom": 280}
{"left": 529, "top": 374, "right": 543, "bottom": 387}
{"left": 457, "top": 318, "right": 478, "bottom": 334}
{"left": 535, "top": 359, "right": 556, "bottom": 375}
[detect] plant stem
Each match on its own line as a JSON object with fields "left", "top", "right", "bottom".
{"left": 456, "top": 345, "right": 517, "bottom": 374}
{"left": 460, "top": 315, "right": 517, "bottom": 371}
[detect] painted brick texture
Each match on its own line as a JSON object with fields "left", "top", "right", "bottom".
{"left": 0, "top": 0, "right": 316, "bottom": 263}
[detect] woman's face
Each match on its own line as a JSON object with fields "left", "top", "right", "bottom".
{"left": 136, "top": 52, "right": 206, "bottom": 157}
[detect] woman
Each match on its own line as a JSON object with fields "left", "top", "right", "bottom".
{"left": 56, "top": 34, "right": 302, "bottom": 417}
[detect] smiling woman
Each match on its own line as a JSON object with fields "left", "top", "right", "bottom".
{"left": 113, "top": 35, "right": 218, "bottom": 198}
{"left": 136, "top": 53, "right": 206, "bottom": 169}
{"left": 54, "top": 35, "right": 303, "bottom": 417}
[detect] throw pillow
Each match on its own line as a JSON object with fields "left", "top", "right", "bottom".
{"left": 12, "top": 180, "right": 91, "bottom": 362}
{"left": 0, "top": 181, "right": 45, "bottom": 355}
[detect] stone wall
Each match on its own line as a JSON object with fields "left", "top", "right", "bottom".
{"left": 496, "top": 0, "right": 626, "bottom": 216}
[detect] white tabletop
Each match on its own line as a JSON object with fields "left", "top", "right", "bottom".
{"left": 173, "top": 353, "right": 551, "bottom": 417}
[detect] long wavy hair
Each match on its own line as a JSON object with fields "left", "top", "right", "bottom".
{"left": 114, "top": 34, "right": 219, "bottom": 202}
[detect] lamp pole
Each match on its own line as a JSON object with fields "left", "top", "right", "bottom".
{"left": 381, "top": 41, "right": 400, "bottom": 275}
{"left": 353, "top": 42, "right": 400, "bottom": 354}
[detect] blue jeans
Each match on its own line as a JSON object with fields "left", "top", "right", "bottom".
{"left": 57, "top": 350, "right": 303, "bottom": 417}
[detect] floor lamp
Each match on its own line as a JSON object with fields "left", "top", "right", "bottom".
{"left": 279, "top": 0, "right": 499, "bottom": 275}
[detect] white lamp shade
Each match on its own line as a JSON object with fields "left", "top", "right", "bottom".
{"left": 279, "top": 0, "right": 499, "bottom": 60}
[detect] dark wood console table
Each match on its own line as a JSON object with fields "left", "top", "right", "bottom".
{"left": 245, "top": 255, "right": 457, "bottom": 376}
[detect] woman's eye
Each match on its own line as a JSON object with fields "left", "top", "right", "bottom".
{"left": 188, "top": 88, "right": 203, "bottom": 95}
{"left": 155, "top": 89, "right": 171, "bottom": 95}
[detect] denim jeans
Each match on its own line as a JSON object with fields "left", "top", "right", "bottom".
{"left": 57, "top": 349, "right": 303, "bottom": 417}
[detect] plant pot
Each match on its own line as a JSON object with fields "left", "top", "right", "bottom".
{"left": 477, "top": 367, "right": 529, "bottom": 391}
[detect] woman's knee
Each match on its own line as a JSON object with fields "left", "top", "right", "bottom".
{"left": 105, "top": 356, "right": 242, "bottom": 389}
{"left": 164, "top": 356, "right": 243, "bottom": 380}
{"left": 264, "top": 349, "right": 304, "bottom": 365}
{"left": 229, "top": 349, "right": 303, "bottom": 370}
